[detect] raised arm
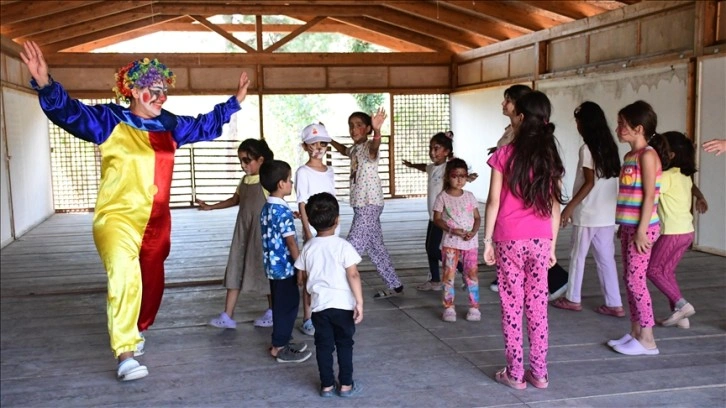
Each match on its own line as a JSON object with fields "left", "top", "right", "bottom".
{"left": 368, "top": 107, "right": 387, "bottom": 159}
{"left": 20, "top": 41, "right": 49, "bottom": 87}
{"left": 402, "top": 160, "right": 427, "bottom": 172}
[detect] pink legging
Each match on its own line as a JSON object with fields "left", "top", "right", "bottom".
{"left": 619, "top": 224, "right": 660, "bottom": 328}
{"left": 495, "top": 238, "right": 550, "bottom": 382}
{"left": 646, "top": 232, "right": 693, "bottom": 310}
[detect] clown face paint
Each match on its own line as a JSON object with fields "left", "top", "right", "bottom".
{"left": 132, "top": 81, "right": 168, "bottom": 118}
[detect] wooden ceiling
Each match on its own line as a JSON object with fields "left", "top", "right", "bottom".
{"left": 1, "top": 0, "right": 641, "bottom": 57}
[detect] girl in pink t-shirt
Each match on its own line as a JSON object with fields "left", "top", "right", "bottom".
{"left": 432, "top": 158, "right": 481, "bottom": 322}
{"left": 483, "top": 91, "right": 565, "bottom": 390}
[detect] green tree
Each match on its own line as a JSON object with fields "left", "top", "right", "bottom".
{"left": 350, "top": 40, "right": 384, "bottom": 114}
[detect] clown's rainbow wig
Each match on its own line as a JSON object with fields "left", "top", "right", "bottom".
{"left": 113, "top": 58, "right": 175, "bottom": 103}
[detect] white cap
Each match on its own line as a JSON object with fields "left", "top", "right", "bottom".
{"left": 301, "top": 123, "right": 331, "bottom": 144}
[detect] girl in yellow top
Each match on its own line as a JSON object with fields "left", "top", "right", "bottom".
{"left": 646, "top": 131, "right": 708, "bottom": 328}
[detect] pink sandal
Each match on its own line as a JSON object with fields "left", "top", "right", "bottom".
{"left": 495, "top": 367, "right": 526, "bottom": 390}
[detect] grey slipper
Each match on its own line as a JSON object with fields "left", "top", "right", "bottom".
{"left": 338, "top": 381, "right": 362, "bottom": 397}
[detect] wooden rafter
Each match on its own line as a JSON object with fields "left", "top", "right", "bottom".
{"left": 332, "top": 16, "right": 463, "bottom": 54}
{"left": 517, "top": 1, "right": 608, "bottom": 20}
{"left": 363, "top": 6, "right": 488, "bottom": 49}
{"left": 443, "top": 0, "right": 554, "bottom": 33}
{"left": 0, "top": 0, "right": 103, "bottom": 26}
{"left": 190, "top": 15, "right": 257, "bottom": 53}
{"left": 264, "top": 16, "right": 326, "bottom": 53}
{"left": 43, "top": 15, "right": 183, "bottom": 53}
{"left": 2, "top": 1, "right": 153, "bottom": 39}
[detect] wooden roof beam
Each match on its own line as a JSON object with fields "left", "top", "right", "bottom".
{"left": 264, "top": 16, "right": 326, "bottom": 53}
{"left": 517, "top": 1, "right": 609, "bottom": 20}
{"left": 2, "top": 1, "right": 153, "bottom": 39}
{"left": 190, "top": 15, "right": 257, "bottom": 53}
{"left": 0, "top": 0, "right": 103, "bottom": 26}
{"left": 381, "top": 1, "right": 519, "bottom": 42}
{"left": 332, "top": 16, "right": 462, "bottom": 55}
{"left": 364, "top": 7, "right": 488, "bottom": 49}
{"left": 42, "top": 15, "right": 183, "bottom": 53}
{"left": 151, "top": 3, "right": 374, "bottom": 16}
{"left": 443, "top": 0, "right": 554, "bottom": 32}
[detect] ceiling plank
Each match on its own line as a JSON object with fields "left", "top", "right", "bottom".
{"left": 190, "top": 15, "right": 257, "bottom": 53}
{"left": 517, "top": 1, "right": 607, "bottom": 20}
{"left": 2, "top": 1, "right": 154, "bottom": 39}
{"left": 151, "top": 3, "right": 375, "bottom": 16}
{"left": 332, "top": 16, "right": 462, "bottom": 55}
{"left": 443, "top": 0, "right": 557, "bottom": 32}
{"left": 60, "top": 16, "right": 197, "bottom": 53}
{"left": 363, "top": 6, "right": 487, "bottom": 49}
{"left": 382, "top": 1, "right": 518, "bottom": 42}
{"left": 18, "top": 6, "right": 163, "bottom": 45}
{"left": 264, "top": 16, "right": 326, "bottom": 53}
{"left": 42, "top": 15, "right": 183, "bottom": 53}
{"left": 0, "top": 0, "right": 103, "bottom": 25}
{"left": 44, "top": 52, "right": 452, "bottom": 68}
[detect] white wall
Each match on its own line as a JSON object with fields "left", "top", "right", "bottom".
{"left": 451, "top": 65, "right": 688, "bottom": 203}
{"left": 1, "top": 88, "right": 54, "bottom": 245}
{"left": 694, "top": 56, "right": 726, "bottom": 255}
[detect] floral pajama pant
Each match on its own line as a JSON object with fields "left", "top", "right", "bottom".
{"left": 441, "top": 247, "right": 479, "bottom": 309}
{"left": 347, "top": 205, "right": 401, "bottom": 289}
{"left": 619, "top": 224, "right": 660, "bottom": 328}
{"left": 495, "top": 238, "right": 550, "bottom": 381}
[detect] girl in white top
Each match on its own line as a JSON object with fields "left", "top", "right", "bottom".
{"left": 433, "top": 158, "right": 481, "bottom": 322}
{"left": 330, "top": 108, "right": 403, "bottom": 299}
{"left": 295, "top": 123, "right": 340, "bottom": 336}
{"left": 554, "top": 101, "right": 624, "bottom": 316}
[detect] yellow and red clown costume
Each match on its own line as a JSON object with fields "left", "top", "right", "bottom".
{"left": 32, "top": 59, "right": 241, "bottom": 358}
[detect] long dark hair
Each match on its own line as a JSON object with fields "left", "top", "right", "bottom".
{"left": 618, "top": 100, "right": 670, "bottom": 169}
{"left": 574, "top": 101, "right": 621, "bottom": 179}
{"left": 508, "top": 91, "right": 565, "bottom": 216}
{"left": 430, "top": 131, "right": 454, "bottom": 158}
{"left": 662, "top": 131, "right": 696, "bottom": 176}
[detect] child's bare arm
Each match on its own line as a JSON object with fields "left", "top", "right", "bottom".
{"left": 402, "top": 160, "right": 427, "bottom": 172}
{"left": 285, "top": 235, "right": 300, "bottom": 262}
{"left": 692, "top": 185, "right": 708, "bottom": 213}
{"left": 330, "top": 139, "right": 348, "bottom": 155}
{"left": 346, "top": 264, "right": 364, "bottom": 324}
{"left": 368, "top": 107, "right": 387, "bottom": 159}
{"left": 298, "top": 202, "right": 313, "bottom": 242}
{"left": 195, "top": 193, "right": 240, "bottom": 210}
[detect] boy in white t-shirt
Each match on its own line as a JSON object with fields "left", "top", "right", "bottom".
{"left": 295, "top": 192, "right": 364, "bottom": 398}
{"left": 295, "top": 123, "right": 339, "bottom": 337}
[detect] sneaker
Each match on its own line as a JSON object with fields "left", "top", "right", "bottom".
{"left": 465, "top": 308, "right": 481, "bottom": 322}
{"left": 209, "top": 312, "right": 237, "bottom": 329}
{"left": 288, "top": 341, "right": 308, "bottom": 353}
{"left": 254, "top": 309, "right": 273, "bottom": 328}
{"left": 134, "top": 332, "right": 145, "bottom": 357}
{"left": 442, "top": 307, "right": 456, "bottom": 322}
{"left": 117, "top": 358, "right": 148, "bottom": 381}
{"left": 416, "top": 281, "right": 443, "bottom": 291}
{"left": 661, "top": 303, "right": 695, "bottom": 327}
{"left": 299, "top": 319, "right": 315, "bottom": 336}
{"left": 489, "top": 279, "right": 499, "bottom": 292}
{"left": 275, "top": 345, "right": 312, "bottom": 363}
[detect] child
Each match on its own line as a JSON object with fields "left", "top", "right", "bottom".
{"left": 552, "top": 101, "right": 624, "bottom": 317}
{"left": 295, "top": 123, "right": 340, "bottom": 336}
{"left": 607, "top": 100, "right": 667, "bottom": 356}
{"left": 260, "top": 159, "right": 312, "bottom": 363}
{"left": 433, "top": 158, "right": 481, "bottom": 322}
{"left": 197, "top": 139, "right": 275, "bottom": 329}
{"left": 330, "top": 108, "right": 403, "bottom": 299}
{"left": 294, "top": 192, "right": 364, "bottom": 398}
{"left": 647, "top": 131, "right": 708, "bottom": 328}
{"left": 403, "top": 132, "right": 476, "bottom": 291}
{"left": 483, "top": 91, "right": 565, "bottom": 390}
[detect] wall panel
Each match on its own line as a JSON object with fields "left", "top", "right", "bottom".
{"left": 590, "top": 23, "right": 639, "bottom": 63}
{"left": 549, "top": 36, "right": 587, "bottom": 71}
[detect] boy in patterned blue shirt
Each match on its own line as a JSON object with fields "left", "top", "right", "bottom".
{"left": 260, "top": 160, "right": 312, "bottom": 363}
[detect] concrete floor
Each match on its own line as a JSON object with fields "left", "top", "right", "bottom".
{"left": 1, "top": 199, "right": 724, "bottom": 407}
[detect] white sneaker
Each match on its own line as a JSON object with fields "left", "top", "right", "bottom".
{"left": 117, "top": 358, "right": 148, "bottom": 381}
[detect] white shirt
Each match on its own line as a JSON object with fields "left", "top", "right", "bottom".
{"left": 426, "top": 162, "right": 446, "bottom": 221}
{"left": 294, "top": 235, "right": 362, "bottom": 313}
{"left": 295, "top": 164, "right": 340, "bottom": 236}
{"left": 571, "top": 144, "right": 618, "bottom": 227}
{"left": 347, "top": 141, "right": 384, "bottom": 207}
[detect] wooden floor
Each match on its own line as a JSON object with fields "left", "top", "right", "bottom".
{"left": 1, "top": 198, "right": 724, "bottom": 407}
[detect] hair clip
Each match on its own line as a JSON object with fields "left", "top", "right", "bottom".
{"left": 444, "top": 131, "right": 454, "bottom": 139}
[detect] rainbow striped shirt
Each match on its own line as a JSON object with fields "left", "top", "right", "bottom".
{"left": 616, "top": 146, "right": 661, "bottom": 226}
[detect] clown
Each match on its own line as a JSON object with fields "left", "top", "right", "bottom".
{"left": 20, "top": 41, "right": 251, "bottom": 381}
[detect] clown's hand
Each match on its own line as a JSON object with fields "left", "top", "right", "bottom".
{"left": 20, "top": 41, "right": 50, "bottom": 87}
{"left": 236, "top": 72, "right": 251, "bottom": 104}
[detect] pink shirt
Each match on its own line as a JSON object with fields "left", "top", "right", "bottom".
{"left": 486, "top": 145, "right": 553, "bottom": 242}
{"left": 433, "top": 190, "right": 479, "bottom": 251}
